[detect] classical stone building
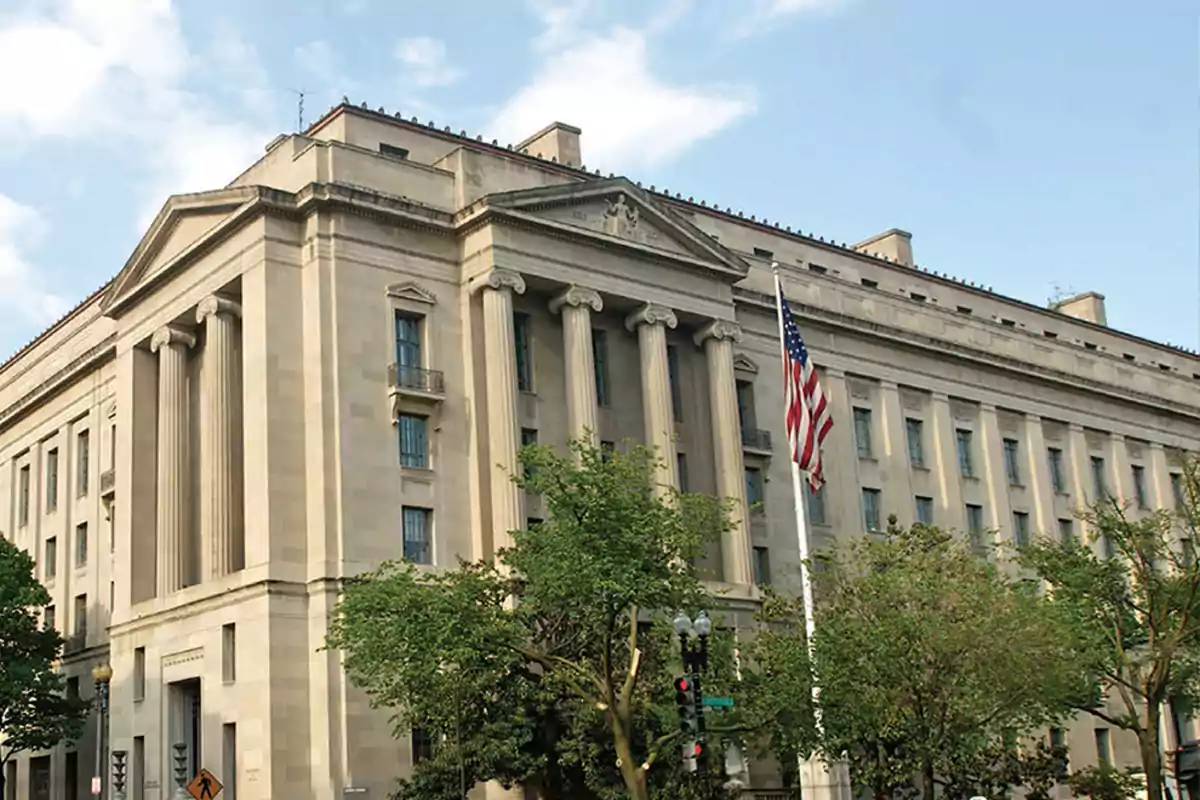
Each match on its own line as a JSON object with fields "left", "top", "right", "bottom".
{"left": 1, "top": 101, "right": 1198, "bottom": 800}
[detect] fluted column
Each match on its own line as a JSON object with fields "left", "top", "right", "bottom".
{"left": 625, "top": 303, "right": 678, "bottom": 495}
{"left": 151, "top": 325, "right": 195, "bottom": 596}
{"left": 1108, "top": 433, "right": 1134, "bottom": 508}
{"left": 930, "top": 393, "right": 965, "bottom": 531}
{"left": 695, "top": 320, "right": 752, "bottom": 586}
{"left": 549, "top": 286, "right": 603, "bottom": 447}
{"left": 878, "top": 381, "right": 913, "bottom": 526}
{"left": 197, "top": 295, "right": 244, "bottom": 580}
{"left": 472, "top": 269, "right": 526, "bottom": 555}
{"left": 979, "top": 403, "right": 1012, "bottom": 548}
{"left": 1023, "top": 414, "right": 1056, "bottom": 539}
{"left": 1066, "top": 423, "right": 1093, "bottom": 545}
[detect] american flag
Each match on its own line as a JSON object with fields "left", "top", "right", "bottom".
{"left": 778, "top": 283, "right": 833, "bottom": 491}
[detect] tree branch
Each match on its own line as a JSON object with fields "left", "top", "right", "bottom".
{"left": 620, "top": 605, "right": 641, "bottom": 709}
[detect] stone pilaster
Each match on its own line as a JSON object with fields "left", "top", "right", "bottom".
{"left": 197, "top": 295, "right": 244, "bottom": 580}
{"left": 472, "top": 268, "right": 526, "bottom": 555}
{"left": 1066, "top": 422, "right": 1093, "bottom": 545}
{"left": 150, "top": 325, "right": 195, "bottom": 596}
{"left": 625, "top": 303, "right": 678, "bottom": 495}
{"left": 549, "top": 286, "right": 603, "bottom": 447}
{"left": 878, "top": 381, "right": 913, "bottom": 526}
{"left": 930, "top": 393, "right": 965, "bottom": 531}
{"left": 694, "top": 319, "right": 752, "bottom": 586}
{"left": 1023, "top": 414, "right": 1056, "bottom": 539}
{"left": 1148, "top": 442, "right": 1175, "bottom": 511}
{"left": 979, "top": 403, "right": 1013, "bottom": 547}
{"left": 1108, "top": 433, "right": 1134, "bottom": 508}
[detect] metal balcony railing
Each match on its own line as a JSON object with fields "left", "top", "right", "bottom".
{"left": 388, "top": 364, "right": 445, "bottom": 395}
{"left": 741, "top": 427, "right": 773, "bottom": 452}
{"left": 64, "top": 632, "right": 86, "bottom": 654}
{"left": 100, "top": 468, "right": 115, "bottom": 497}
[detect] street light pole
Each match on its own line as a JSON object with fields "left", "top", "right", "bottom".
{"left": 92, "top": 663, "right": 113, "bottom": 800}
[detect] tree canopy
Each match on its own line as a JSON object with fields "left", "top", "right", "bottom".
{"left": 752, "top": 519, "right": 1083, "bottom": 800}
{"left": 0, "top": 536, "right": 89, "bottom": 798}
{"left": 327, "top": 439, "right": 744, "bottom": 799}
{"left": 1020, "top": 456, "right": 1200, "bottom": 800}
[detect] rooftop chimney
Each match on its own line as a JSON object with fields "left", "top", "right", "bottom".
{"left": 1051, "top": 291, "right": 1107, "bottom": 326}
{"left": 515, "top": 122, "right": 582, "bottom": 168}
{"left": 852, "top": 228, "right": 913, "bottom": 266}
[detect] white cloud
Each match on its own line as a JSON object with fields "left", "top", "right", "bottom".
{"left": 490, "top": 7, "right": 755, "bottom": 171}
{"left": 395, "top": 37, "right": 464, "bottom": 88}
{"left": 0, "top": 195, "right": 70, "bottom": 325}
{"left": 731, "top": 0, "right": 851, "bottom": 37}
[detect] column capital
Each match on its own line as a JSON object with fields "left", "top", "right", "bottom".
{"left": 1025, "top": 412, "right": 1043, "bottom": 424}
{"left": 1149, "top": 441, "right": 1166, "bottom": 451}
{"left": 470, "top": 268, "right": 526, "bottom": 296}
{"left": 549, "top": 285, "right": 602, "bottom": 315}
{"left": 150, "top": 325, "right": 195, "bottom": 353}
{"left": 1068, "top": 422, "right": 1085, "bottom": 433}
{"left": 931, "top": 391, "right": 950, "bottom": 403}
{"left": 879, "top": 379, "right": 899, "bottom": 391}
{"left": 692, "top": 319, "right": 742, "bottom": 348}
{"left": 980, "top": 402, "right": 998, "bottom": 414}
{"left": 624, "top": 303, "right": 677, "bottom": 333}
{"left": 196, "top": 295, "right": 242, "bottom": 324}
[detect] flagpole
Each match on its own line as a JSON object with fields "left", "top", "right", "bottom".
{"left": 771, "top": 263, "right": 823, "bottom": 734}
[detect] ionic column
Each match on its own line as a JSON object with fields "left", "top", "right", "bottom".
{"left": 197, "top": 295, "right": 244, "bottom": 580}
{"left": 979, "top": 403, "right": 1013, "bottom": 547}
{"left": 878, "top": 381, "right": 913, "bottom": 527}
{"left": 930, "top": 393, "right": 965, "bottom": 531}
{"left": 695, "top": 320, "right": 752, "bottom": 586}
{"left": 1023, "top": 414, "right": 1056, "bottom": 539}
{"left": 151, "top": 325, "right": 195, "bottom": 596}
{"left": 625, "top": 303, "right": 678, "bottom": 495}
{"left": 549, "top": 286, "right": 603, "bottom": 447}
{"left": 472, "top": 268, "right": 526, "bottom": 555}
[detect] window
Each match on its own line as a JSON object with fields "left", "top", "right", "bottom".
{"left": 1013, "top": 511, "right": 1030, "bottom": 548}
{"left": 394, "top": 312, "right": 422, "bottom": 372}
{"left": 745, "top": 467, "right": 764, "bottom": 511}
{"left": 133, "top": 647, "right": 146, "bottom": 701}
{"left": 44, "top": 604, "right": 55, "bottom": 631}
{"left": 526, "top": 517, "right": 543, "bottom": 529}
{"left": 736, "top": 380, "right": 756, "bottom": 432}
{"left": 753, "top": 247, "right": 774, "bottom": 259}
{"left": 956, "top": 429, "right": 975, "bottom": 477}
{"left": 46, "top": 448, "right": 58, "bottom": 512}
{"left": 806, "top": 483, "right": 826, "bottom": 525}
{"left": 667, "top": 345, "right": 682, "bottom": 421}
{"left": 74, "top": 522, "right": 87, "bottom": 568}
{"left": 514, "top": 312, "right": 533, "bottom": 392}
{"left": 379, "top": 142, "right": 409, "bottom": 159}
{"left": 1048, "top": 448, "right": 1066, "bottom": 492}
{"left": 1003, "top": 438, "right": 1021, "bottom": 484}
{"left": 1000, "top": 318, "right": 1017, "bottom": 328}
{"left": 402, "top": 507, "right": 432, "bottom": 565}
{"left": 133, "top": 737, "right": 145, "bottom": 800}
{"left": 808, "top": 263, "right": 827, "bottom": 275}
{"left": 66, "top": 677, "right": 79, "bottom": 702}
{"left": 110, "top": 424, "right": 116, "bottom": 469}
{"left": 1171, "top": 473, "right": 1186, "bottom": 510}
{"left": 18, "top": 465, "right": 29, "bottom": 527}
{"left": 222, "top": 623, "right": 237, "bottom": 683}
{"left": 956, "top": 305, "right": 973, "bottom": 315}
{"left": 76, "top": 430, "right": 90, "bottom": 496}
{"left": 593, "top": 329, "right": 610, "bottom": 407}
{"left": 1049, "top": 728, "right": 1069, "bottom": 777}
{"left": 73, "top": 593, "right": 87, "bottom": 640}
{"left": 905, "top": 418, "right": 924, "bottom": 467}
{"left": 909, "top": 292, "right": 927, "bottom": 303}
{"left": 1091, "top": 456, "right": 1107, "bottom": 500}
{"left": 1132, "top": 465, "right": 1148, "bottom": 508}
{"left": 1094, "top": 728, "right": 1111, "bottom": 765}
{"left": 44, "top": 537, "right": 56, "bottom": 580}
{"left": 1058, "top": 518, "right": 1075, "bottom": 545}
{"left": 521, "top": 428, "right": 539, "bottom": 480}
{"left": 853, "top": 408, "right": 873, "bottom": 458}
{"left": 676, "top": 453, "right": 689, "bottom": 492}
{"left": 752, "top": 546, "right": 771, "bottom": 585}
{"left": 223, "top": 724, "right": 238, "bottom": 800}
{"left": 600, "top": 441, "right": 615, "bottom": 462}
{"left": 861, "top": 278, "right": 878, "bottom": 289}
{"left": 966, "top": 504, "right": 985, "bottom": 552}
{"left": 1102, "top": 531, "right": 1116, "bottom": 560}
{"left": 398, "top": 414, "right": 429, "bottom": 468}
{"left": 861, "top": 488, "right": 881, "bottom": 532}
{"left": 412, "top": 728, "right": 436, "bottom": 764}
{"left": 915, "top": 496, "right": 934, "bottom": 526}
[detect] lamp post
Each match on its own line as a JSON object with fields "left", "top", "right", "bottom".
{"left": 92, "top": 663, "right": 113, "bottom": 800}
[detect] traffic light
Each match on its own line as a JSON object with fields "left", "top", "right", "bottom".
{"left": 694, "top": 740, "right": 709, "bottom": 776}
{"left": 681, "top": 740, "right": 697, "bottom": 773}
{"left": 674, "top": 675, "right": 698, "bottom": 736}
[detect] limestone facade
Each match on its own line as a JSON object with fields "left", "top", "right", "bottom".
{"left": 0, "top": 102, "right": 1197, "bottom": 800}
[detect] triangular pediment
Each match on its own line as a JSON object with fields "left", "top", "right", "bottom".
{"left": 733, "top": 353, "right": 759, "bottom": 374}
{"left": 479, "top": 178, "right": 749, "bottom": 280}
{"left": 102, "top": 187, "right": 263, "bottom": 316}
{"left": 386, "top": 281, "right": 438, "bottom": 305}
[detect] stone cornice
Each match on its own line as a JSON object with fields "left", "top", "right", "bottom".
{"left": 733, "top": 287, "right": 1200, "bottom": 422}
{"left": 0, "top": 335, "right": 117, "bottom": 432}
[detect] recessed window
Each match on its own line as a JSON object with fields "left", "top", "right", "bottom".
{"left": 808, "top": 264, "right": 828, "bottom": 275}
{"left": 1058, "top": 518, "right": 1075, "bottom": 545}
{"left": 1048, "top": 448, "right": 1066, "bottom": 493}
{"left": 593, "top": 329, "right": 610, "bottom": 407}
{"left": 379, "top": 142, "right": 410, "bottom": 160}
{"left": 46, "top": 448, "right": 58, "bottom": 513}
{"left": 753, "top": 247, "right": 774, "bottom": 259}
{"left": 1158, "top": 363, "right": 1172, "bottom": 372}
{"left": 44, "top": 604, "right": 55, "bottom": 631}
{"left": 402, "top": 506, "right": 433, "bottom": 565}
{"left": 73, "top": 593, "right": 87, "bottom": 639}
{"left": 521, "top": 429, "right": 539, "bottom": 480}
{"left": 956, "top": 306, "right": 973, "bottom": 315}
{"left": 853, "top": 408, "right": 873, "bottom": 458}
{"left": 76, "top": 430, "right": 90, "bottom": 497}
{"left": 676, "top": 453, "right": 689, "bottom": 492}
{"left": 74, "top": 522, "right": 87, "bottom": 568}
{"left": 412, "top": 728, "right": 436, "bottom": 764}
{"left": 909, "top": 292, "right": 927, "bottom": 303}
{"left": 1000, "top": 318, "right": 1016, "bottom": 328}
{"left": 1171, "top": 473, "right": 1185, "bottom": 510}
{"left": 18, "top": 465, "right": 30, "bottom": 527}
{"left": 752, "top": 546, "right": 771, "bottom": 586}
{"left": 745, "top": 467, "right": 765, "bottom": 511}
{"left": 861, "top": 278, "right": 878, "bottom": 289}
{"left": 1094, "top": 728, "right": 1111, "bottom": 765}
{"left": 667, "top": 345, "right": 683, "bottom": 422}
{"left": 1084, "top": 342, "right": 1098, "bottom": 351}
{"left": 1012, "top": 511, "right": 1030, "bottom": 548}
{"left": 44, "top": 537, "right": 57, "bottom": 580}
{"left": 1123, "top": 353, "right": 1136, "bottom": 362}
{"left": 1131, "top": 465, "right": 1148, "bottom": 509}
{"left": 222, "top": 623, "right": 237, "bottom": 683}
{"left": 1091, "top": 456, "right": 1108, "bottom": 500}
{"left": 514, "top": 312, "right": 533, "bottom": 393}
{"left": 1043, "top": 330, "right": 1058, "bottom": 339}
{"left": 955, "top": 429, "right": 975, "bottom": 478}
{"left": 906, "top": 418, "right": 925, "bottom": 467}
{"left": 861, "top": 488, "right": 882, "bottom": 532}
{"left": 806, "top": 483, "right": 826, "bottom": 525}
{"left": 134, "top": 647, "right": 146, "bottom": 701}
{"left": 966, "top": 504, "right": 985, "bottom": 552}
{"left": 1003, "top": 438, "right": 1021, "bottom": 484}
{"left": 398, "top": 414, "right": 429, "bottom": 469}
{"left": 915, "top": 496, "right": 934, "bottom": 526}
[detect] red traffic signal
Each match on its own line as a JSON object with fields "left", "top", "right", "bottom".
{"left": 674, "top": 676, "right": 690, "bottom": 692}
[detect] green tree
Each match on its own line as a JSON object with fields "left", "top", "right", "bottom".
{"left": 753, "top": 520, "right": 1082, "bottom": 800}
{"left": 327, "top": 439, "right": 742, "bottom": 800}
{"left": 1019, "top": 456, "right": 1200, "bottom": 800}
{"left": 0, "top": 537, "right": 89, "bottom": 799}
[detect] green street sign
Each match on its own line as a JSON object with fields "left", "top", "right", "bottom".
{"left": 702, "top": 697, "right": 734, "bottom": 708}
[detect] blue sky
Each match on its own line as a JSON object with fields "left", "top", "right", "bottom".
{"left": 0, "top": 0, "right": 1196, "bottom": 358}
